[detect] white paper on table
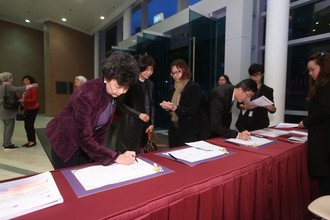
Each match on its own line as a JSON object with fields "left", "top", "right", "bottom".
{"left": 288, "top": 130, "right": 308, "bottom": 136}
{"left": 275, "top": 122, "right": 299, "bottom": 128}
{"left": 0, "top": 171, "right": 63, "bottom": 220}
{"left": 288, "top": 136, "right": 308, "bottom": 143}
{"left": 72, "top": 158, "right": 163, "bottom": 191}
{"left": 252, "top": 128, "right": 290, "bottom": 137}
{"left": 185, "top": 140, "right": 227, "bottom": 151}
{"left": 162, "top": 145, "right": 227, "bottom": 163}
{"left": 249, "top": 96, "right": 274, "bottom": 107}
{"left": 226, "top": 136, "right": 273, "bottom": 147}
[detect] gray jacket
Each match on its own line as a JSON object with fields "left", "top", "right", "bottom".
{"left": 0, "top": 83, "right": 26, "bottom": 120}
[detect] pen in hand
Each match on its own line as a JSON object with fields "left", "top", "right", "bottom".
{"left": 121, "top": 142, "right": 138, "bottom": 163}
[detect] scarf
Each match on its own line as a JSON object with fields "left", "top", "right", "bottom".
{"left": 170, "top": 79, "right": 189, "bottom": 122}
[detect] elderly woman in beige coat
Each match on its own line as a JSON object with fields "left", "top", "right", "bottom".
{"left": 0, "top": 72, "right": 37, "bottom": 149}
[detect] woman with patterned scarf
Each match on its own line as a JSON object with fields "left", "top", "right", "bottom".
{"left": 160, "top": 59, "right": 202, "bottom": 148}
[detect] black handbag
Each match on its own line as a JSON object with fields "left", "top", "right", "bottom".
{"left": 16, "top": 104, "right": 26, "bottom": 121}
{"left": 3, "top": 85, "right": 19, "bottom": 110}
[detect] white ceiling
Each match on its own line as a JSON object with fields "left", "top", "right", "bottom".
{"left": 0, "top": 0, "right": 136, "bottom": 35}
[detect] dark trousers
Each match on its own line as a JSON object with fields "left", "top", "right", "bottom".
{"left": 319, "top": 176, "right": 330, "bottom": 196}
{"left": 51, "top": 148, "right": 93, "bottom": 169}
{"left": 24, "top": 108, "right": 39, "bottom": 142}
{"left": 168, "top": 124, "right": 199, "bottom": 148}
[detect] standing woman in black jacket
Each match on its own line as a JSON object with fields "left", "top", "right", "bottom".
{"left": 160, "top": 59, "right": 202, "bottom": 148}
{"left": 299, "top": 52, "right": 330, "bottom": 196}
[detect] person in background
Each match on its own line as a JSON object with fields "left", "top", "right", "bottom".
{"left": 74, "top": 75, "right": 87, "bottom": 89}
{"left": 20, "top": 75, "right": 39, "bottom": 147}
{"left": 218, "top": 74, "right": 232, "bottom": 85}
{"left": 235, "top": 64, "right": 276, "bottom": 131}
{"left": 160, "top": 59, "right": 202, "bottom": 148}
{"left": 46, "top": 51, "right": 140, "bottom": 169}
{"left": 116, "top": 54, "right": 156, "bottom": 154}
{"left": 298, "top": 52, "right": 330, "bottom": 195}
{"left": 209, "top": 79, "right": 257, "bottom": 140}
{"left": 0, "top": 72, "right": 38, "bottom": 149}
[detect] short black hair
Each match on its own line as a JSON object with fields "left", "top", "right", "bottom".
{"left": 248, "top": 64, "right": 264, "bottom": 75}
{"left": 138, "top": 54, "right": 156, "bottom": 72}
{"left": 235, "top": 78, "right": 258, "bottom": 93}
{"left": 22, "top": 75, "right": 37, "bottom": 84}
{"left": 102, "top": 51, "right": 139, "bottom": 87}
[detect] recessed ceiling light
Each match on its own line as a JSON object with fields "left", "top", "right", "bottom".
{"left": 315, "top": 21, "right": 319, "bottom": 25}
{"left": 100, "top": 16, "right": 105, "bottom": 20}
{"left": 61, "top": 18, "right": 67, "bottom": 22}
{"left": 25, "top": 19, "right": 30, "bottom": 23}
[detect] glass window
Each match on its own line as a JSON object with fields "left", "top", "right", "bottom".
{"left": 288, "top": 0, "right": 330, "bottom": 40}
{"left": 285, "top": 39, "right": 330, "bottom": 111}
{"left": 189, "top": 0, "right": 201, "bottom": 5}
{"left": 131, "top": 7, "right": 141, "bottom": 35}
{"left": 148, "top": 0, "right": 176, "bottom": 27}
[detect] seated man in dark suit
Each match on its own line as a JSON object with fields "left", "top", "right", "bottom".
{"left": 209, "top": 79, "right": 257, "bottom": 140}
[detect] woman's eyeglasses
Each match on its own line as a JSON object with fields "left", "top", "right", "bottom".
{"left": 170, "top": 70, "right": 181, "bottom": 77}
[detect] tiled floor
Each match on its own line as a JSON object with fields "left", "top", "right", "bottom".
{"left": 0, "top": 115, "right": 54, "bottom": 181}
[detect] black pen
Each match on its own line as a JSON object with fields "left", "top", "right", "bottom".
{"left": 121, "top": 142, "right": 138, "bottom": 162}
{"left": 224, "top": 140, "right": 241, "bottom": 146}
{"left": 168, "top": 153, "right": 178, "bottom": 161}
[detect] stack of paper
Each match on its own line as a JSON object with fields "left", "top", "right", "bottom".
{"left": 0, "top": 172, "right": 63, "bottom": 219}
{"left": 252, "top": 128, "right": 290, "bottom": 137}
{"left": 249, "top": 95, "right": 274, "bottom": 107}
{"left": 225, "top": 136, "right": 274, "bottom": 147}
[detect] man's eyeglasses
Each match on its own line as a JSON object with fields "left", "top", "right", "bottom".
{"left": 170, "top": 70, "right": 181, "bottom": 77}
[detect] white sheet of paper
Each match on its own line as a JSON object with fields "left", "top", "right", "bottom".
{"left": 252, "top": 128, "right": 290, "bottom": 137}
{"left": 0, "top": 172, "right": 63, "bottom": 220}
{"left": 288, "top": 130, "right": 308, "bottom": 136}
{"left": 162, "top": 144, "right": 227, "bottom": 163}
{"left": 226, "top": 136, "right": 273, "bottom": 147}
{"left": 185, "top": 140, "right": 227, "bottom": 151}
{"left": 249, "top": 95, "right": 273, "bottom": 107}
{"left": 275, "top": 122, "right": 299, "bottom": 128}
{"left": 72, "top": 158, "right": 163, "bottom": 191}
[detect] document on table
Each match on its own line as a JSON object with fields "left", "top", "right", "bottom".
{"left": 288, "top": 136, "right": 308, "bottom": 143}
{"left": 252, "top": 128, "right": 290, "bottom": 137}
{"left": 162, "top": 141, "right": 229, "bottom": 163}
{"left": 249, "top": 95, "right": 273, "bottom": 107}
{"left": 225, "top": 136, "right": 274, "bottom": 148}
{"left": 70, "top": 158, "right": 165, "bottom": 191}
{"left": 0, "top": 171, "right": 63, "bottom": 220}
{"left": 275, "top": 122, "right": 299, "bottom": 128}
{"left": 288, "top": 130, "right": 308, "bottom": 136}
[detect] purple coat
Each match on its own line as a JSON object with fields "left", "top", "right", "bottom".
{"left": 46, "top": 77, "right": 118, "bottom": 165}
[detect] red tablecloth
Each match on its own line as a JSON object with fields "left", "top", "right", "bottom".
{"left": 208, "top": 136, "right": 314, "bottom": 220}
{"left": 16, "top": 149, "right": 270, "bottom": 220}
{"left": 5, "top": 136, "right": 315, "bottom": 220}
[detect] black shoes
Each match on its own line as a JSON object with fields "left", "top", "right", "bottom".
{"left": 3, "top": 144, "right": 19, "bottom": 150}
{"left": 22, "top": 142, "right": 37, "bottom": 147}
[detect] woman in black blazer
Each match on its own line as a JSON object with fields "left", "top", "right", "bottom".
{"left": 236, "top": 64, "right": 276, "bottom": 131}
{"left": 160, "top": 59, "right": 201, "bottom": 148}
{"left": 299, "top": 52, "right": 330, "bottom": 196}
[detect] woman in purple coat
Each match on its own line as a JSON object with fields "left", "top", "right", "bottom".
{"left": 46, "top": 51, "right": 140, "bottom": 169}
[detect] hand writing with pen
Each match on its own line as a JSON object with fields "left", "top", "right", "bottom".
{"left": 115, "top": 143, "right": 138, "bottom": 165}
{"left": 237, "top": 130, "right": 251, "bottom": 141}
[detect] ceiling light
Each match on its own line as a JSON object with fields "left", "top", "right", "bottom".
{"left": 100, "top": 16, "right": 105, "bottom": 20}
{"left": 61, "top": 18, "right": 67, "bottom": 22}
{"left": 25, "top": 19, "right": 30, "bottom": 23}
{"left": 312, "top": 29, "right": 316, "bottom": 32}
{"left": 315, "top": 21, "right": 319, "bottom": 25}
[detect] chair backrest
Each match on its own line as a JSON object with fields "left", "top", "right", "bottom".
{"left": 308, "top": 195, "right": 330, "bottom": 220}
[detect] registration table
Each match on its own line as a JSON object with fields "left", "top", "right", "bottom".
{"left": 8, "top": 136, "right": 314, "bottom": 220}
{"left": 208, "top": 135, "right": 313, "bottom": 220}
